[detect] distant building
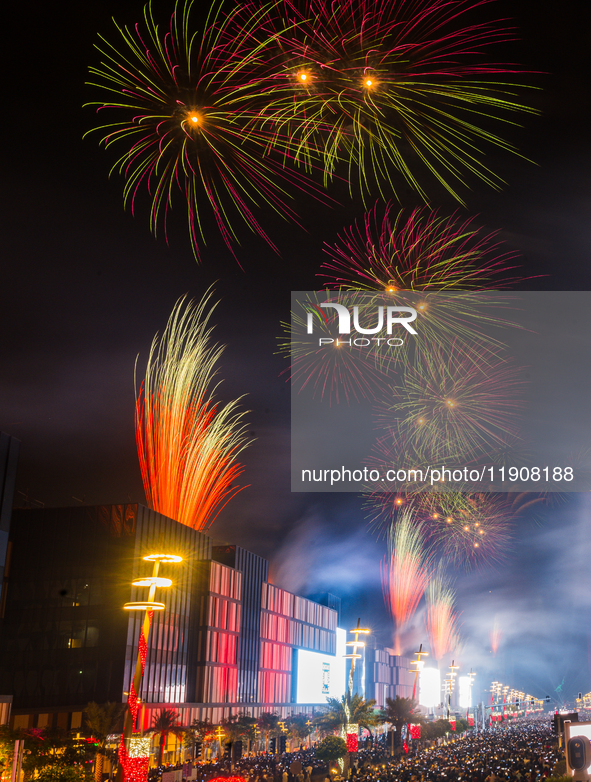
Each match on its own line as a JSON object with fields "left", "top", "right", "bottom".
{"left": 0, "top": 504, "right": 341, "bottom": 729}
{"left": 0, "top": 432, "right": 19, "bottom": 619}
{"left": 365, "top": 646, "right": 414, "bottom": 707}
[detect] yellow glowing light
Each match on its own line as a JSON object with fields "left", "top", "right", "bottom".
{"left": 418, "top": 418, "right": 424, "bottom": 424}
{"left": 432, "top": 513, "right": 438, "bottom": 519}
{"left": 464, "top": 525, "right": 469, "bottom": 531}
{"left": 474, "top": 543, "right": 480, "bottom": 548}
{"left": 143, "top": 554, "right": 183, "bottom": 563}
{"left": 132, "top": 577, "right": 172, "bottom": 588}
{"left": 479, "top": 529, "right": 484, "bottom": 535}
{"left": 446, "top": 400, "right": 454, "bottom": 407}
{"left": 446, "top": 517, "right": 452, "bottom": 523}
{"left": 396, "top": 498, "right": 402, "bottom": 505}
{"left": 129, "top": 738, "right": 151, "bottom": 758}
{"left": 474, "top": 522, "right": 480, "bottom": 528}
{"left": 123, "top": 601, "right": 166, "bottom": 611}
{"left": 386, "top": 286, "right": 396, "bottom": 292}
{"left": 364, "top": 78, "right": 373, "bottom": 87}
{"left": 190, "top": 115, "right": 199, "bottom": 123}
{"left": 298, "top": 72, "right": 308, "bottom": 82}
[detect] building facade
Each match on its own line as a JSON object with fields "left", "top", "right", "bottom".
{"left": 0, "top": 504, "right": 339, "bottom": 729}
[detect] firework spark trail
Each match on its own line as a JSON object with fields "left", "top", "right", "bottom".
{"left": 425, "top": 562, "right": 460, "bottom": 661}
{"left": 135, "top": 290, "right": 251, "bottom": 531}
{"left": 85, "top": 0, "right": 330, "bottom": 259}
{"left": 249, "top": 0, "right": 537, "bottom": 202}
{"left": 490, "top": 616, "right": 502, "bottom": 655}
{"left": 382, "top": 509, "right": 432, "bottom": 654}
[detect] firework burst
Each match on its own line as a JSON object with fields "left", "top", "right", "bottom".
{"left": 280, "top": 291, "right": 399, "bottom": 403}
{"left": 135, "top": 290, "right": 251, "bottom": 531}
{"left": 85, "top": 0, "right": 327, "bottom": 259}
{"left": 320, "top": 204, "right": 527, "bottom": 293}
{"left": 382, "top": 509, "right": 432, "bottom": 654}
{"left": 419, "top": 492, "right": 513, "bottom": 567}
{"left": 319, "top": 205, "right": 529, "bottom": 369}
{"left": 250, "top": 0, "right": 536, "bottom": 202}
{"left": 425, "top": 562, "right": 460, "bottom": 661}
{"left": 388, "top": 339, "right": 526, "bottom": 463}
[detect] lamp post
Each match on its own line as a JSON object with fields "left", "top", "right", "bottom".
{"left": 445, "top": 661, "right": 459, "bottom": 722}
{"left": 343, "top": 620, "right": 370, "bottom": 758}
{"left": 117, "top": 553, "right": 182, "bottom": 782}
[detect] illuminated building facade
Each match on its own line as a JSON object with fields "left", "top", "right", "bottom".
{"left": 0, "top": 504, "right": 340, "bottom": 728}
{"left": 365, "top": 647, "right": 414, "bottom": 708}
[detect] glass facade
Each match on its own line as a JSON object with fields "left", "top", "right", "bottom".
{"left": 0, "top": 503, "right": 340, "bottom": 724}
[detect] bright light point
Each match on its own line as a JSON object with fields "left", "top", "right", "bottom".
{"left": 446, "top": 517, "right": 452, "bottom": 523}
{"left": 143, "top": 553, "right": 183, "bottom": 563}
{"left": 191, "top": 115, "right": 198, "bottom": 123}
{"left": 365, "top": 79, "right": 373, "bottom": 87}
{"left": 132, "top": 577, "right": 172, "bottom": 588}
{"left": 123, "top": 601, "right": 166, "bottom": 611}
{"left": 464, "top": 525, "right": 469, "bottom": 531}
{"left": 299, "top": 72, "right": 307, "bottom": 81}
{"left": 396, "top": 498, "right": 402, "bottom": 505}
{"left": 432, "top": 513, "right": 438, "bottom": 519}
{"left": 474, "top": 542, "right": 479, "bottom": 548}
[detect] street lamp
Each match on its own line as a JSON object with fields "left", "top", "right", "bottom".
{"left": 343, "top": 619, "right": 370, "bottom": 757}
{"left": 117, "top": 553, "right": 182, "bottom": 782}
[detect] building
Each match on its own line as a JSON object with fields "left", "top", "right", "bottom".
{"left": 0, "top": 504, "right": 341, "bottom": 729}
{"left": 365, "top": 646, "right": 414, "bottom": 708}
{"left": 0, "top": 432, "right": 19, "bottom": 619}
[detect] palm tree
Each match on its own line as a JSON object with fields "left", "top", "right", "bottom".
{"left": 315, "top": 693, "right": 378, "bottom": 737}
{"left": 147, "top": 708, "right": 183, "bottom": 766}
{"left": 381, "top": 696, "right": 424, "bottom": 750}
{"left": 257, "top": 712, "right": 280, "bottom": 753}
{"left": 83, "top": 702, "right": 126, "bottom": 782}
{"left": 286, "top": 715, "right": 311, "bottom": 750}
{"left": 183, "top": 719, "right": 212, "bottom": 761}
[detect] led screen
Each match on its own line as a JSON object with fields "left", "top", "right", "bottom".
{"left": 295, "top": 628, "right": 346, "bottom": 703}
{"left": 419, "top": 667, "right": 441, "bottom": 708}
{"left": 459, "top": 676, "right": 472, "bottom": 709}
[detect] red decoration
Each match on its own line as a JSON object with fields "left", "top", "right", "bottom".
{"left": 346, "top": 733, "right": 358, "bottom": 752}
{"left": 410, "top": 724, "right": 421, "bottom": 739}
{"left": 449, "top": 719, "right": 456, "bottom": 731}
{"left": 468, "top": 716, "right": 474, "bottom": 726}
{"left": 127, "top": 685, "right": 139, "bottom": 724}
{"left": 403, "top": 739, "right": 409, "bottom": 753}
{"left": 138, "top": 632, "right": 148, "bottom": 672}
{"left": 118, "top": 739, "right": 149, "bottom": 782}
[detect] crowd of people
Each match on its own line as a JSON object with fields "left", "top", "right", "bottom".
{"left": 160, "top": 719, "right": 562, "bottom": 782}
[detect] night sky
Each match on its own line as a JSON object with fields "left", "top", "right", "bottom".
{"left": 2, "top": 0, "right": 591, "bottom": 706}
